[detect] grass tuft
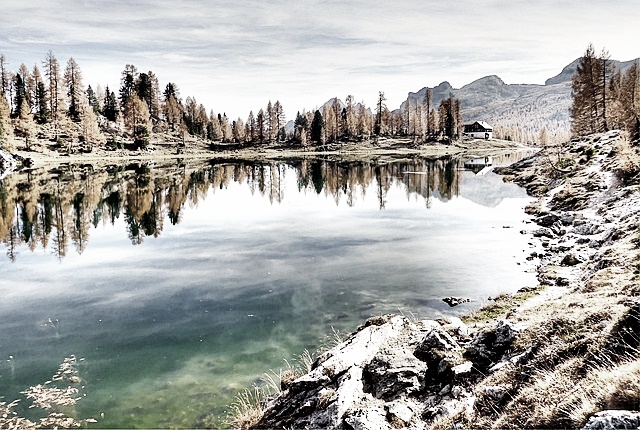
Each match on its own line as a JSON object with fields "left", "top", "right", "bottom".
{"left": 227, "top": 386, "right": 267, "bottom": 430}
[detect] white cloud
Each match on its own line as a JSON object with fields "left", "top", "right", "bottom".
{"left": 0, "top": 0, "right": 637, "bottom": 119}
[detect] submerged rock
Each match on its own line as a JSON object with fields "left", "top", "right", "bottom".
{"left": 442, "top": 297, "right": 471, "bottom": 307}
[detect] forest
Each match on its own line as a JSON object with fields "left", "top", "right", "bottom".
{"left": 570, "top": 44, "right": 640, "bottom": 141}
{"left": 0, "top": 51, "right": 465, "bottom": 154}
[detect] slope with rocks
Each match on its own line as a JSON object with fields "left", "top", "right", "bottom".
{"left": 244, "top": 130, "right": 640, "bottom": 429}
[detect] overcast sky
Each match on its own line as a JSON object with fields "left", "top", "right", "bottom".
{"left": 1, "top": 0, "right": 638, "bottom": 120}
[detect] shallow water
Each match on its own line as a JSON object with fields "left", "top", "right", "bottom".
{"left": 0, "top": 156, "right": 537, "bottom": 427}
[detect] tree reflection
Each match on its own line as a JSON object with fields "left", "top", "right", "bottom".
{"left": 0, "top": 156, "right": 469, "bottom": 261}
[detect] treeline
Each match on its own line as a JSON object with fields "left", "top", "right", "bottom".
{"left": 294, "top": 91, "right": 463, "bottom": 145}
{"left": 571, "top": 44, "right": 640, "bottom": 140}
{"left": 0, "top": 51, "right": 467, "bottom": 153}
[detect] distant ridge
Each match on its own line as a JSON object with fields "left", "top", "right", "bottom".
{"left": 309, "top": 57, "right": 639, "bottom": 144}
{"left": 396, "top": 57, "right": 639, "bottom": 143}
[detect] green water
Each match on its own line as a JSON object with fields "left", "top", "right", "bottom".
{"left": 0, "top": 156, "right": 537, "bottom": 428}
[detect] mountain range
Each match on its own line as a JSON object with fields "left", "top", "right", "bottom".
{"left": 293, "top": 58, "right": 638, "bottom": 144}
{"left": 398, "top": 58, "right": 639, "bottom": 143}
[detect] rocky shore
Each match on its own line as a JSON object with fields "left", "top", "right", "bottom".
{"left": 242, "top": 130, "right": 640, "bottom": 429}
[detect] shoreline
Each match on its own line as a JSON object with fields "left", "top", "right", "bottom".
{"left": 238, "top": 130, "right": 640, "bottom": 430}
{"left": 2, "top": 137, "right": 532, "bottom": 173}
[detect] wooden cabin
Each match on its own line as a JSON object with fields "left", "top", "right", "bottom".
{"left": 463, "top": 121, "right": 493, "bottom": 140}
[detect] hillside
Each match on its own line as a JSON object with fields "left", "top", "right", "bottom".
{"left": 399, "top": 58, "right": 639, "bottom": 144}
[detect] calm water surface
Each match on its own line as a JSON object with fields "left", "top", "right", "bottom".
{"left": 0, "top": 156, "right": 537, "bottom": 428}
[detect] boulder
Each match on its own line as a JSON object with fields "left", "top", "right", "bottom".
{"left": 438, "top": 317, "right": 470, "bottom": 339}
{"left": 363, "top": 348, "right": 427, "bottom": 399}
{"left": 465, "top": 320, "right": 520, "bottom": 370}
{"left": 536, "top": 213, "right": 560, "bottom": 227}
{"left": 583, "top": 410, "right": 640, "bottom": 430}
{"left": 533, "top": 227, "right": 555, "bottom": 238}
{"left": 574, "top": 222, "right": 604, "bottom": 236}
{"left": 561, "top": 253, "right": 582, "bottom": 266}
{"left": 416, "top": 328, "right": 460, "bottom": 354}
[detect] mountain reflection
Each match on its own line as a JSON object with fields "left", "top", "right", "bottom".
{"left": 0, "top": 157, "right": 464, "bottom": 261}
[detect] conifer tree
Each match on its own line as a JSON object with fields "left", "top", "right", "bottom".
{"left": 570, "top": 44, "right": 613, "bottom": 137}
{"left": 79, "top": 95, "right": 100, "bottom": 148}
{"left": 64, "top": 57, "right": 84, "bottom": 121}
{"left": 233, "top": 117, "right": 246, "bottom": 142}
{"left": 619, "top": 60, "right": 640, "bottom": 140}
{"left": 119, "top": 65, "right": 137, "bottom": 103}
{"left": 375, "top": 91, "right": 386, "bottom": 136}
{"left": 43, "top": 51, "right": 65, "bottom": 138}
{"left": 102, "top": 86, "right": 118, "bottom": 122}
{"left": 163, "top": 83, "right": 183, "bottom": 132}
{"left": 30, "top": 65, "right": 49, "bottom": 123}
{"left": 266, "top": 101, "right": 275, "bottom": 142}
{"left": 220, "top": 113, "right": 232, "bottom": 142}
{"left": 136, "top": 71, "right": 161, "bottom": 120}
{"left": 438, "top": 97, "right": 462, "bottom": 140}
{"left": 14, "top": 98, "right": 35, "bottom": 150}
{"left": 294, "top": 110, "right": 309, "bottom": 145}
{"left": 246, "top": 110, "right": 256, "bottom": 142}
{"left": 423, "top": 88, "right": 433, "bottom": 138}
{"left": 86, "top": 85, "right": 100, "bottom": 114}
{"left": 310, "top": 110, "right": 324, "bottom": 143}
{"left": 345, "top": 95, "right": 357, "bottom": 138}
{"left": 196, "top": 104, "right": 208, "bottom": 138}
{"left": 0, "top": 93, "right": 13, "bottom": 150}
{"left": 19, "top": 64, "right": 33, "bottom": 109}
{"left": 35, "top": 80, "right": 50, "bottom": 124}
{"left": 274, "top": 101, "right": 285, "bottom": 141}
{"left": 12, "top": 72, "right": 27, "bottom": 118}
{"left": 357, "top": 102, "right": 372, "bottom": 138}
{"left": 0, "top": 54, "right": 11, "bottom": 109}
{"left": 123, "top": 94, "right": 151, "bottom": 147}
{"left": 209, "top": 111, "right": 222, "bottom": 141}
{"left": 256, "top": 109, "right": 266, "bottom": 143}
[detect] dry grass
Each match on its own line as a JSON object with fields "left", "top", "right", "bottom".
{"left": 491, "top": 355, "right": 640, "bottom": 429}
{"left": 227, "top": 347, "right": 321, "bottom": 429}
{"left": 612, "top": 137, "right": 640, "bottom": 185}
{"left": 227, "top": 386, "right": 266, "bottom": 430}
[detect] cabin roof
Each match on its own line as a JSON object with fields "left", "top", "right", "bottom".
{"left": 463, "top": 121, "right": 493, "bottom": 132}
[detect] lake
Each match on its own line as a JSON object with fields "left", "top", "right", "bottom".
{"left": 0, "top": 155, "right": 537, "bottom": 428}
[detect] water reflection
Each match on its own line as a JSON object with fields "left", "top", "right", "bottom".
{"left": 0, "top": 153, "right": 536, "bottom": 428}
{"left": 0, "top": 157, "right": 485, "bottom": 261}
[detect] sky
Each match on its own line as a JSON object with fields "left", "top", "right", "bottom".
{"left": 1, "top": 0, "right": 638, "bottom": 120}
